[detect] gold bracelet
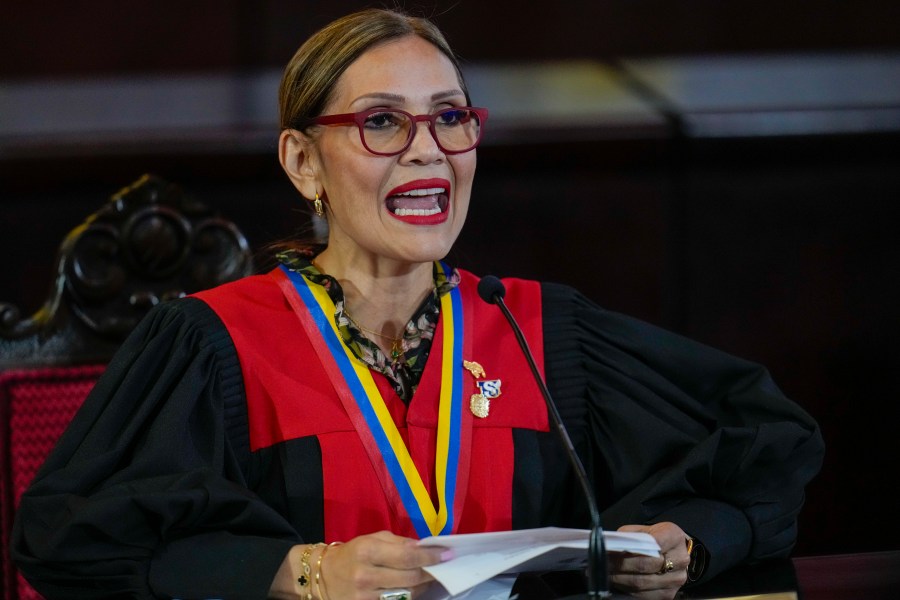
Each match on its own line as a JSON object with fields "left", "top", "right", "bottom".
{"left": 315, "top": 541, "right": 343, "bottom": 600}
{"left": 298, "top": 543, "right": 325, "bottom": 600}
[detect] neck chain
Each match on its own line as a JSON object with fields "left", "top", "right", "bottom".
{"left": 343, "top": 310, "right": 405, "bottom": 362}
{"left": 310, "top": 257, "right": 406, "bottom": 362}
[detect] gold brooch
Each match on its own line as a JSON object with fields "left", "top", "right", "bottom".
{"left": 463, "top": 360, "right": 502, "bottom": 418}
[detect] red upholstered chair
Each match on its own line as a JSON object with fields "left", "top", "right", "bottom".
{"left": 0, "top": 366, "right": 106, "bottom": 600}
{"left": 0, "top": 175, "right": 253, "bottom": 600}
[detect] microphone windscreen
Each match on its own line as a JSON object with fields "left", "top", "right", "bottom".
{"left": 477, "top": 275, "right": 506, "bottom": 304}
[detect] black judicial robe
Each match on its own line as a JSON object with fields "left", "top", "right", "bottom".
{"left": 11, "top": 279, "right": 824, "bottom": 599}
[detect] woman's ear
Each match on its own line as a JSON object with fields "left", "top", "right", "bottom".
{"left": 278, "top": 129, "right": 320, "bottom": 199}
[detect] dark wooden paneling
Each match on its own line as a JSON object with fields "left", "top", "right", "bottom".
{"left": 678, "top": 154, "right": 900, "bottom": 556}
{"left": 4, "top": 1, "right": 899, "bottom": 78}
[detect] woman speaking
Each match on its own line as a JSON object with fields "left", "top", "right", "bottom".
{"left": 12, "top": 8, "right": 823, "bottom": 600}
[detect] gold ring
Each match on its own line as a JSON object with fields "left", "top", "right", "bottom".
{"left": 657, "top": 556, "right": 675, "bottom": 575}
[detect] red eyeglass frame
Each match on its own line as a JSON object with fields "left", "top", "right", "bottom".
{"left": 306, "top": 106, "right": 489, "bottom": 156}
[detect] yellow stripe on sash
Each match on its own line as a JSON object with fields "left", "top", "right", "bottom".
{"left": 300, "top": 264, "right": 460, "bottom": 536}
{"left": 435, "top": 287, "right": 456, "bottom": 532}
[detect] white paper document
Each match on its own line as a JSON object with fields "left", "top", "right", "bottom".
{"left": 418, "top": 575, "right": 518, "bottom": 600}
{"left": 419, "top": 527, "right": 660, "bottom": 597}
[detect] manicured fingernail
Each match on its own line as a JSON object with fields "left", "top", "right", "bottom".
{"left": 440, "top": 549, "right": 455, "bottom": 561}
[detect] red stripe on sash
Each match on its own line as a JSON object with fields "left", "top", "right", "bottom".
{"left": 271, "top": 268, "right": 414, "bottom": 531}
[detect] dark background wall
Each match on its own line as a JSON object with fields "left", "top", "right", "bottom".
{"left": 3, "top": 0, "right": 900, "bottom": 559}
{"left": 4, "top": 1, "right": 900, "bottom": 77}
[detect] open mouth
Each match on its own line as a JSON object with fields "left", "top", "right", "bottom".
{"left": 385, "top": 179, "right": 451, "bottom": 224}
{"left": 387, "top": 187, "right": 449, "bottom": 216}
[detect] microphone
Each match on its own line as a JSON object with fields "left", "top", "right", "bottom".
{"left": 477, "top": 275, "right": 611, "bottom": 598}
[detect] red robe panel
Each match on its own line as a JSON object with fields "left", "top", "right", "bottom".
{"left": 195, "top": 268, "right": 549, "bottom": 541}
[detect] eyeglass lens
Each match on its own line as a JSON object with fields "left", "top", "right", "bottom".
{"left": 362, "top": 109, "right": 482, "bottom": 154}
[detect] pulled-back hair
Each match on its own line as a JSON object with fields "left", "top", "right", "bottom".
{"left": 279, "top": 8, "right": 469, "bottom": 131}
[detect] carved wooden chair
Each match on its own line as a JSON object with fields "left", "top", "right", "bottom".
{"left": 0, "top": 174, "right": 254, "bottom": 600}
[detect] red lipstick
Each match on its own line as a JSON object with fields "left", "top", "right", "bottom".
{"left": 386, "top": 178, "right": 451, "bottom": 198}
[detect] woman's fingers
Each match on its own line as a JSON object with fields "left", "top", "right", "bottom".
{"left": 361, "top": 530, "right": 445, "bottom": 569}
{"left": 610, "top": 523, "right": 691, "bottom": 599}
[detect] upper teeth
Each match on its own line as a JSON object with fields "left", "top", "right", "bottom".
{"left": 396, "top": 187, "right": 446, "bottom": 197}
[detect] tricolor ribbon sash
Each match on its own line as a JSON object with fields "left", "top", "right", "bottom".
{"left": 274, "top": 263, "right": 466, "bottom": 538}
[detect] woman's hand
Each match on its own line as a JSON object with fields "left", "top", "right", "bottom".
{"left": 610, "top": 522, "right": 690, "bottom": 600}
{"left": 322, "top": 530, "right": 445, "bottom": 599}
{"left": 271, "top": 530, "right": 446, "bottom": 600}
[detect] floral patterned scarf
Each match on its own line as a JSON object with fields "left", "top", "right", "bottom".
{"left": 277, "top": 249, "right": 460, "bottom": 403}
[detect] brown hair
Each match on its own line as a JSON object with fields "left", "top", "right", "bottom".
{"left": 278, "top": 8, "right": 470, "bottom": 131}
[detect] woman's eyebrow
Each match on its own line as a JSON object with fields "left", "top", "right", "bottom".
{"left": 353, "top": 92, "right": 405, "bottom": 104}
{"left": 431, "top": 89, "right": 465, "bottom": 101}
{"left": 351, "top": 89, "right": 465, "bottom": 105}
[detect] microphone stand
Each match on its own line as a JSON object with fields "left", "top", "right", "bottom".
{"left": 478, "top": 276, "right": 611, "bottom": 598}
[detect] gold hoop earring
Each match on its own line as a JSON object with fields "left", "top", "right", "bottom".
{"left": 313, "top": 193, "right": 324, "bottom": 217}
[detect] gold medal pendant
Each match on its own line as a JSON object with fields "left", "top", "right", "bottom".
{"left": 470, "top": 393, "right": 490, "bottom": 418}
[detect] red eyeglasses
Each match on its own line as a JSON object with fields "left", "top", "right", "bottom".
{"left": 307, "top": 106, "right": 489, "bottom": 156}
